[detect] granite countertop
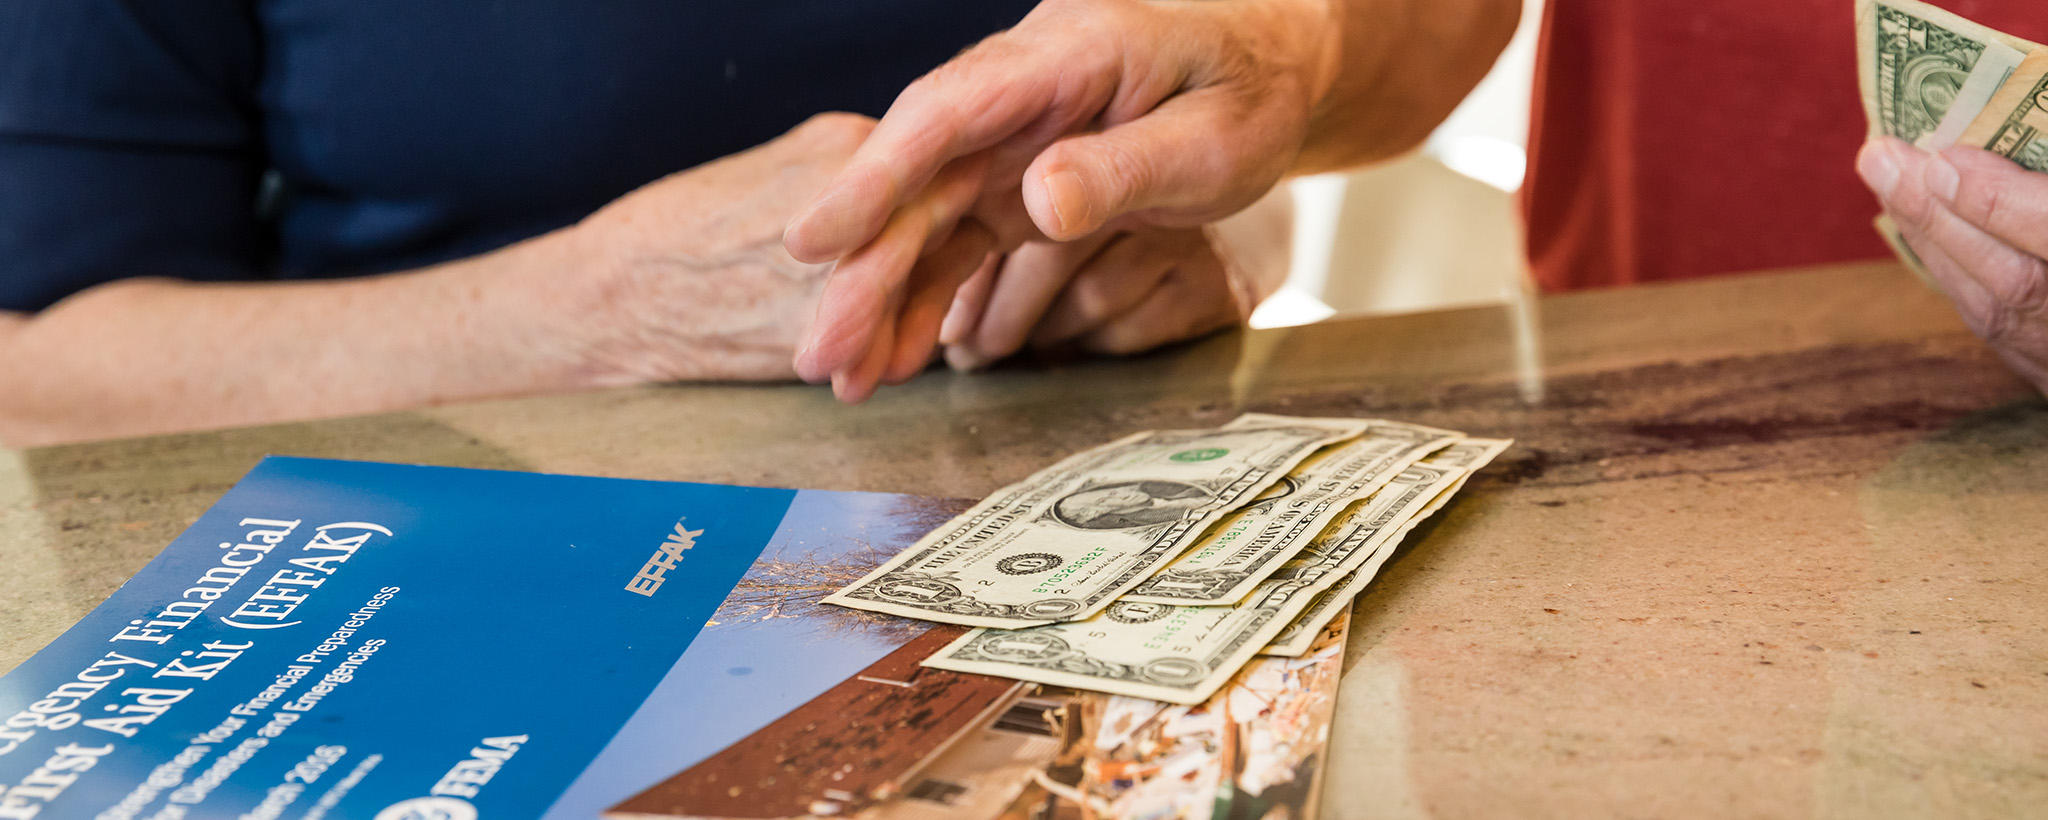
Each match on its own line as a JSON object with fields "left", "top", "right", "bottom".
{"left": 3, "top": 261, "right": 2043, "bottom": 817}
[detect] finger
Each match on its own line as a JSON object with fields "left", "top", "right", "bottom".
{"left": 1888, "top": 209, "right": 2009, "bottom": 330}
{"left": 884, "top": 220, "right": 997, "bottom": 385}
{"left": 1865, "top": 139, "right": 2020, "bottom": 318}
{"left": 831, "top": 317, "right": 895, "bottom": 404}
{"left": 1879, "top": 141, "right": 2048, "bottom": 347}
{"left": 794, "top": 152, "right": 989, "bottom": 382}
{"left": 1022, "top": 85, "right": 1300, "bottom": 241}
{"left": 783, "top": 22, "right": 1129, "bottom": 263}
{"left": 1076, "top": 262, "right": 1238, "bottom": 355}
{"left": 1891, "top": 205, "right": 2048, "bottom": 370}
{"left": 1031, "top": 228, "right": 1197, "bottom": 345}
{"left": 939, "top": 253, "right": 1001, "bottom": 347}
{"left": 1931, "top": 146, "right": 2048, "bottom": 261}
{"left": 956, "top": 231, "right": 1122, "bottom": 369}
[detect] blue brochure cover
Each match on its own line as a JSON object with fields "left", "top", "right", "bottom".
{"left": 0, "top": 457, "right": 961, "bottom": 819}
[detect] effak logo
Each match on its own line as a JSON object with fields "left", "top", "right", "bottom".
{"left": 624, "top": 519, "right": 705, "bottom": 597}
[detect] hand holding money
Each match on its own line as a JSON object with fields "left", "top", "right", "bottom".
{"left": 1859, "top": 139, "right": 2048, "bottom": 395}
{"left": 1855, "top": 0, "right": 2048, "bottom": 396}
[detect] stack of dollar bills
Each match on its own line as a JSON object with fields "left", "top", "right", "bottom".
{"left": 823, "top": 413, "right": 1510, "bottom": 705}
{"left": 1859, "top": 0, "right": 2048, "bottom": 279}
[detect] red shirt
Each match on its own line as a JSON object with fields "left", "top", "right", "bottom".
{"left": 1523, "top": 0, "right": 2048, "bottom": 291}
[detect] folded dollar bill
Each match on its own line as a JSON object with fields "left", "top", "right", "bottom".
{"left": 1857, "top": 0, "right": 2048, "bottom": 269}
{"left": 1857, "top": 0, "right": 2042, "bottom": 149}
{"left": 1119, "top": 420, "right": 1460, "bottom": 607}
{"left": 822, "top": 413, "right": 1368, "bottom": 628}
{"left": 1262, "top": 439, "right": 1513, "bottom": 657}
{"left": 1958, "top": 48, "right": 2048, "bottom": 171}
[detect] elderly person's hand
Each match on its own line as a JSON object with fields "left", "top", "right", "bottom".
{"left": 1858, "top": 137, "right": 2048, "bottom": 395}
{"left": 570, "top": 112, "right": 991, "bottom": 383}
{"left": 781, "top": 0, "right": 1516, "bottom": 402}
{"left": 0, "top": 113, "right": 949, "bottom": 445}
{"left": 781, "top": 0, "right": 1330, "bottom": 400}
{"left": 937, "top": 187, "right": 1294, "bottom": 373}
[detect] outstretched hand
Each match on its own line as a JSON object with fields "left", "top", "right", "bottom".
{"left": 1858, "top": 137, "right": 2048, "bottom": 396}
{"left": 782, "top": 0, "right": 1338, "bottom": 401}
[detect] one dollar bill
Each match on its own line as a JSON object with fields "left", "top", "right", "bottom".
{"left": 1855, "top": 0, "right": 2045, "bottom": 275}
{"left": 920, "top": 454, "right": 1489, "bottom": 704}
{"left": 1959, "top": 48, "right": 2048, "bottom": 171}
{"left": 1856, "top": 0, "right": 2040, "bottom": 147}
{"left": 822, "top": 414, "right": 1368, "bottom": 628}
{"left": 1262, "top": 439, "right": 1513, "bottom": 657}
{"left": 1118, "top": 420, "right": 1460, "bottom": 606}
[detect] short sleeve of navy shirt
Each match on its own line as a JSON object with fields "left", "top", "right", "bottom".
{"left": 0, "top": 0, "right": 1038, "bottom": 312}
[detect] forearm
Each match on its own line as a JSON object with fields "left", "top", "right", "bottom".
{"left": 1295, "top": 0, "right": 1522, "bottom": 172}
{"left": 0, "top": 229, "right": 604, "bottom": 448}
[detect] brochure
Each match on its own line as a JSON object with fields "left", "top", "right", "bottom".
{"left": 0, "top": 457, "right": 966, "bottom": 819}
{"left": 0, "top": 457, "right": 1348, "bottom": 820}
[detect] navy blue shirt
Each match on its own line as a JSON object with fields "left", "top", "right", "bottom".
{"left": 0, "top": 1, "right": 1038, "bottom": 311}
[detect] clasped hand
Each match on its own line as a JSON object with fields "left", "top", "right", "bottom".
{"left": 565, "top": 110, "right": 1262, "bottom": 391}
{"left": 782, "top": 0, "right": 1335, "bottom": 401}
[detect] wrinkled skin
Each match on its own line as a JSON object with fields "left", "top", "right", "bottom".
{"left": 1859, "top": 137, "right": 2048, "bottom": 395}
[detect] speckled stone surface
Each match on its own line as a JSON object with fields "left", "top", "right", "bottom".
{"left": 3, "top": 262, "right": 2042, "bottom": 817}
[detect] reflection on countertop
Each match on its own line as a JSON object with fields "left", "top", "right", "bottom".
{"left": 2, "top": 261, "right": 2043, "bottom": 818}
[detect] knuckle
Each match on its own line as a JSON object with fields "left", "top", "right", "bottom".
{"left": 1041, "top": 0, "right": 1110, "bottom": 25}
{"left": 1067, "top": 275, "right": 1118, "bottom": 319}
{"left": 2008, "top": 258, "right": 2048, "bottom": 312}
{"left": 1961, "top": 167, "right": 2009, "bottom": 227}
{"left": 906, "top": 55, "right": 987, "bottom": 110}
{"left": 1976, "top": 261, "right": 2047, "bottom": 345}
{"left": 1088, "top": 137, "right": 1156, "bottom": 210}
{"left": 797, "top": 112, "right": 875, "bottom": 148}
{"left": 1979, "top": 305, "right": 2017, "bottom": 345}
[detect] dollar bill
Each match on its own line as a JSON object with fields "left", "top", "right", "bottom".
{"left": 1262, "top": 439, "right": 1514, "bottom": 657}
{"left": 1118, "top": 421, "right": 1461, "bottom": 607}
{"left": 1959, "top": 48, "right": 2048, "bottom": 171}
{"left": 1855, "top": 0, "right": 2044, "bottom": 277}
{"left": 920, "top": 458, "right": 1478, "bottom": 704}
{"left": 1856, "top": 0, "right": 2039, "bottom": 146}
{"left": 822, "top": 414, "right": 1368, "bottom": 628}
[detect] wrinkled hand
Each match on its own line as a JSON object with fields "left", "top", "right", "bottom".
{"left": 938, "top": 226, "right": 1243, "bottom": 371}
{"left": 568, "top": 112, "right": 992, "bottom": 386}
{"left": 1858, "top": 137, "right": 2048, "bottom": 396}
{"left": 782, "top": 0, "right": 1336, "bottom": 401}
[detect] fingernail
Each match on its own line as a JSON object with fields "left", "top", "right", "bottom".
{"left": 1927, "top": 153, "right": 1961, "bottom": 202}
{"left": 937, "top": 315, "right": 968, "bottom": 347}
{"left": 1858, "top": 141, "right": 1901, "bottom": 198}
{"left": 1043, "top": 170, "right": 1091, "bottom": 237}
{"left": 831, "top": 370, "right": 873, "bottom": 405}
{"left": 945, "top": 346, "right": 988, "bottom": 372}
{"left": 793, "top": 337, "right": 827, "bottom": 383}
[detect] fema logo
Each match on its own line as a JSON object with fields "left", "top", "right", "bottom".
{"left": 995, "top": 553, "right": 1064, "bottom": 575}
{"left": 1105, "top": 601, "right": 1172, "bottom": 624}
